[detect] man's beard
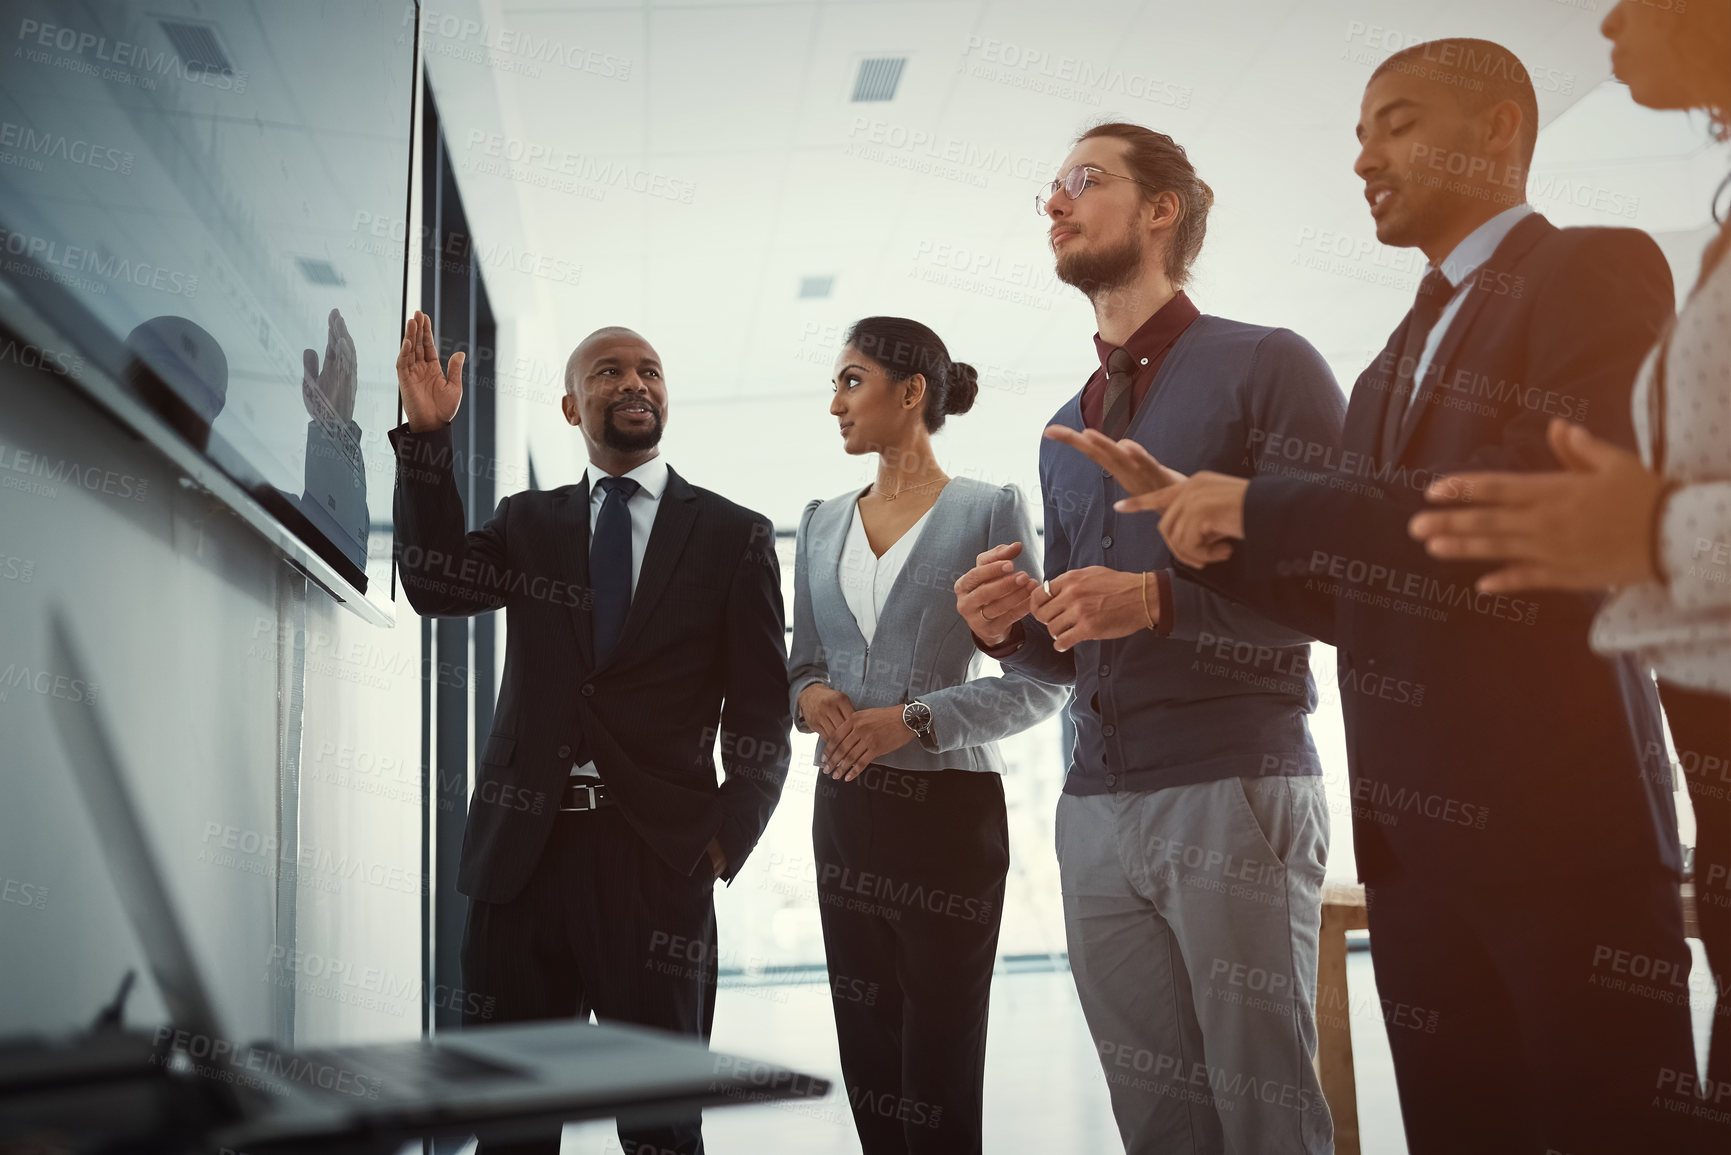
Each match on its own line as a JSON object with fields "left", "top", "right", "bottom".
{"left": 1055, "top": 228, "right": 1144, "bottom": 297}
{"left": 602, "top": 402, "right": 663, "bottom": 451}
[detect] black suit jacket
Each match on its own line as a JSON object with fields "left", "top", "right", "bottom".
{"left": 1183, "top": 213, "right": 1681, "bottom": 884}
{"left": 390, "top": 423, "right": 791, "bottom": 904}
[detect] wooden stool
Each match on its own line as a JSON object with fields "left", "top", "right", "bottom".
{"left": 1315, "top": 882, "right": 1369, "bottom": 1155}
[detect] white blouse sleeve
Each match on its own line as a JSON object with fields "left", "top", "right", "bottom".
{"left": 1660, "top": 480, "right": 1731, "bottom": 611}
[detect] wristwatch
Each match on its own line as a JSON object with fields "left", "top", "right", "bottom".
{"left": 902, "top": 699, "right": 933, "bottom": 739}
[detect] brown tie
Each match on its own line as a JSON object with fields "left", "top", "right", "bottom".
{"left": 1381, "top": 268, "right": 1455, "bottom": 462}
{"left": 1101, "top": 346, "right": 1139, "bottom": 438}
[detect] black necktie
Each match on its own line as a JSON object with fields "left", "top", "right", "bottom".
{"left": 590, "top": 475, "right": 640, "bottom": 662}
{"left": 1381, "top": 268, "right": 1455, "bottom": 461}
{"left": 1101, "top": 346, "right": 1139, "bottom": 438}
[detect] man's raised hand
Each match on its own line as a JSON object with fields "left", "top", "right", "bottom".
{"left": 304, "top": 307, "right": 357, "bottom": 425}
{"left": 954, "top": 542, "right": 1039, "bottom": 646}
{"left": 1042, "top": 423, "right": 1241, "bottom": 568}
{"left": 396, "top": 310, "right": 464, "bottom": 432}
{"left": 1043, "top": 425, "right": 1187, "bottom": 496}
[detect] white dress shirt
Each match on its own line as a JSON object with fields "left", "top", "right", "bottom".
{"left": 838, "top": 498, "right": 937, "bottom": 645}
{"left": 1413, "top": 203, "right": 1535, "bottom": 386}
{"left": 572, "top": 455, "right": 670, "bottom": 778}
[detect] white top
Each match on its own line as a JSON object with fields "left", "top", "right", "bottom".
{"left": 838, "top": 497, "right": 937, "bottom": 646}
{"left": 1414, "top": 203, "right": 1535, "bottom": 386}
{"left": 1592, "top": 248, "right": 1731, "bottom": 695}
{"left": 572, "top": 455, "right": 670, "bottom": 777}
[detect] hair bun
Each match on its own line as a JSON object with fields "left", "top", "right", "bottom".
{"left": 945, "top": 362, "right": 979, "bottom": 416}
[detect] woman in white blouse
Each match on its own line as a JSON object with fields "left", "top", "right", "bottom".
{"left": 788, "top": 316, "right": 1066, "bottom": 1154}
{"left": 1409, "top": 0, "right": 1731, "bottom": 1097}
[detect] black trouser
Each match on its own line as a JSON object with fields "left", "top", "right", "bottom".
{"left": 812, "top": 765, "right": 1008, "bottom": 1155}
{"left": 461, "top": 806, "right": 717, "bottom": 1155}
{"left": 1661, "top": 679, "right": 1731, "bottom": 1107}
{"left": 1365, "top": 864, "right": 1704, "bottom": 1153}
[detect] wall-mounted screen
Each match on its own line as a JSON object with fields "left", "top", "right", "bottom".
{"left": 0, "top": 0, "right": 417, "bottom": 610}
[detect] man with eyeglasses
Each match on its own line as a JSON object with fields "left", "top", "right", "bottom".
{"left": 952, "top": 124, "right": 1345, "bottom": 1154}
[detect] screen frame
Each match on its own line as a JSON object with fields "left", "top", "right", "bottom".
{"left": 0, "top": 4, "right": 422, "bottom": 627}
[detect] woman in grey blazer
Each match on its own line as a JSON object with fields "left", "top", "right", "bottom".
{"left": 789, "top": 316, "right": 1067, "bottom": 1155}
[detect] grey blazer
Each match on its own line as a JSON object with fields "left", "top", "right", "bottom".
{"left": 788, "top": 476, "right": 1068, "bottom": 773}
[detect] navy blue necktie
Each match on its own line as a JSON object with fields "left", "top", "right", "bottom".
{"left": 590, "top": 475, "right": 640, "bottom": 662}
{"left": 1381, "top": 267, "right": 1455, "bottom": 462}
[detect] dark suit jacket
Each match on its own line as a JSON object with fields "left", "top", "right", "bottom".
{"left": 390, "top": 423, "right": 791, "bottom": 904}
{"left": 1183, "top": 213, "right": 1681, "bottom": 884}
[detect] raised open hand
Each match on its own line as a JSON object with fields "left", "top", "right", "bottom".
{"left": 303, "top": 307, "right": 357, "bottom": 425}
{"left": 396, "top": 310, "right": 464, "bottom": 432}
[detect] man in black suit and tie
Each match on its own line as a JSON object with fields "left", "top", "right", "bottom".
{"left": 1050, "top": 38, "right": 1703, "bottom": 1154}
{"left": 390, "top": 312, "right": 791, "bottom": 1155}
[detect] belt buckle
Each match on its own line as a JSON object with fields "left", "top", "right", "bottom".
{"left": 563, "top": 782, "right": 600, "bottom": 812}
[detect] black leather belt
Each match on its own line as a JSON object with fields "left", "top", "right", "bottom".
{"left": 559, "top": 780, "right": 614, "bottom": 812}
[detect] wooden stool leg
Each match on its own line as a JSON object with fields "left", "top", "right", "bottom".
{"left": 1316, "top": 905, "right": 1361, "bottom": 1155}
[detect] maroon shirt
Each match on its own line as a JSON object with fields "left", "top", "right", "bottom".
{"left": 1079, "top": 291, "right": 1201, "bottom": 430}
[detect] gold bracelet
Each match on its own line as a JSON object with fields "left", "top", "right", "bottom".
{"left": 1141, "top": 571, "right": 1155, "bottom": 631}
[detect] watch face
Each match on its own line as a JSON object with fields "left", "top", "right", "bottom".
{"left": 905, "top": 702, "right": 932, "bottom": 732}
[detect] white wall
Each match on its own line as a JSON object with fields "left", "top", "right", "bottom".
{"left": 0, "top": 356, "right": 422, "bottom": 1049}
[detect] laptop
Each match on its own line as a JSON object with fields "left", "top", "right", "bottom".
{"left": 30, "top": 609, "right": 827, "bottom": 1153}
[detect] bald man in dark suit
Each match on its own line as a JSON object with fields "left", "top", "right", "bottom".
{"left": 391, "top": 314, "right": 791, "bottom": 1155}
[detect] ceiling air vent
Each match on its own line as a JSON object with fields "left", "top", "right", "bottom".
{"left": 798, "top": 276, "right": 834, "bottom": 300}
{"left": 296, "top": 258, "right": 345, "bottom": 287}
{"left": 158, "top": 20, "right": 234, "bottom": 77}
{"left": 851, "top": 57, "right": 906, "bottom": 103}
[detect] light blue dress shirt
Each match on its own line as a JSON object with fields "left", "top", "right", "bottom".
{"left": 1413, "top": 203, "right": 1534, "bottom": 386}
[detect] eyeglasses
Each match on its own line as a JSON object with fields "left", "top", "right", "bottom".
{"left": 1034, "top": 165, "right": 1160, "bottom": 216}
